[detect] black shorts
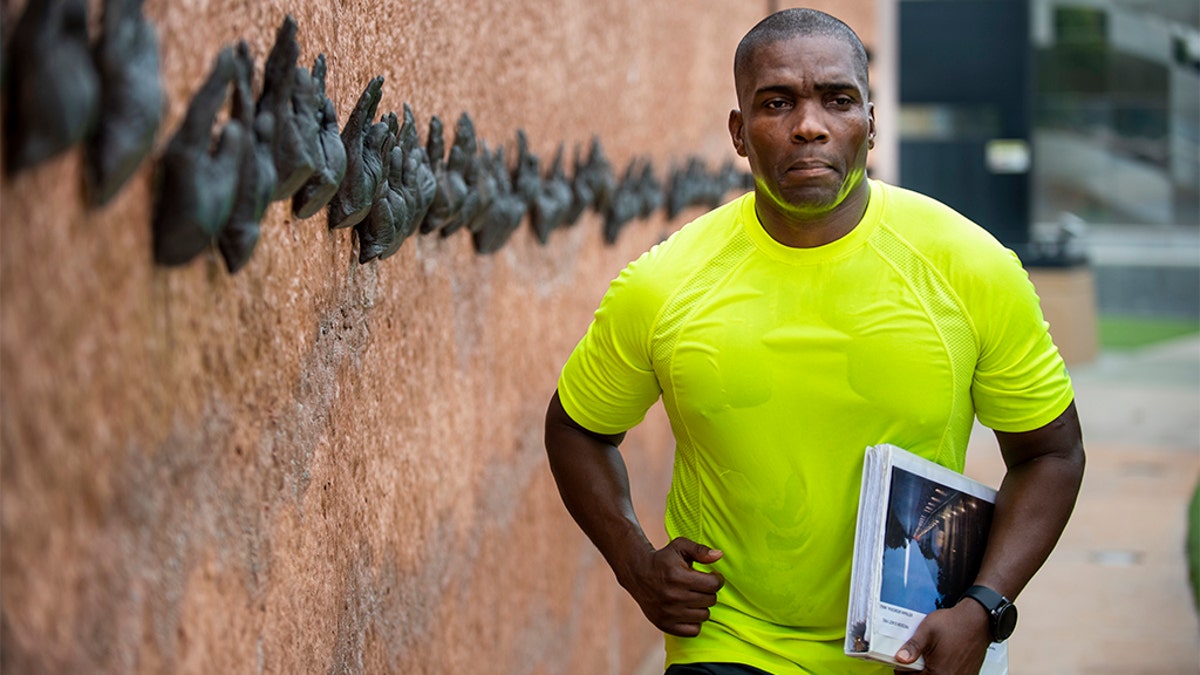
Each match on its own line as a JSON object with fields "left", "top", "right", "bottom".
{"left": 665, "top": 664, "right": 773, "bottom": 675}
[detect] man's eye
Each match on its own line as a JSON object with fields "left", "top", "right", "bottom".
{"left": 831, "top": 96, "right": 854, "bottom": 107}
{"left": 764, "top": 99, "right": 791, "bottom": 110}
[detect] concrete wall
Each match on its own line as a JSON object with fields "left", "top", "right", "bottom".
{"left": 1, "top": 2, "right": 888, "bottom": 673}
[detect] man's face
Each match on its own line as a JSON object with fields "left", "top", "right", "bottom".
{"left": 729, "top": 34, "right": 875, "bottom": 221}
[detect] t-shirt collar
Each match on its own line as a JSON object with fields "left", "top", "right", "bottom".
{"left": 741, "top": 179, "right": 883, "bottom": 265}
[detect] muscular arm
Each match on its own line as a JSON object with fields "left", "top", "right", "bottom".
{"left": 977, "top": 399, "right": 1086, "bottom": 602}
{"left": 544, "top": 390, "right": 724, "bottom": 637}
{"left": 896, "top": 400, "right": 1085, "bottom": 672}
{"left": 544, "top": 390, "right": 644, "bottom": 571}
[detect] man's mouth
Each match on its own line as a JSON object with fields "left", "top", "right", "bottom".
{"left": 787, "top": 157, "right": 835, "bottom": 169}
{"left": 784, "top": 160, "right": 835, "bottom": 176}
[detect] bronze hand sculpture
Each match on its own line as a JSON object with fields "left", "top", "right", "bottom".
{"left": 258, "top": 15, "right": 318, "bottom": 201}
{"left": 85, "top": 0, "right": 163, "bottom": 206}
{"left": 327, "top": 76, "right": 385, "bottom": 230}
{"left": 217, "top": 42, "right": 278, "bottom": 273}
{"left": 472, "top": 146, "right": 526, "bottom": 254}
{"left": 152, "top": 48, "right": 244, "bottom": 266}
{"left": 4, "top": 0, "right": 100, "bottom": 173}
{"left": 292, "top": 55, "right": 347, "bottom": 219}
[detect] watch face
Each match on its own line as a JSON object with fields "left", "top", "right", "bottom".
{"left": 995, "top": 604, "right": 1018, "bottom": 641}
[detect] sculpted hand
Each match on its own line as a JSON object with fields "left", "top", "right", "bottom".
{"left": 152, "top": 48, "right": 244, "bottom": 266}
{"left": 604, "top": 161, "right": 642, "bottom": 244}
{"left": 349, "top": 118, "right": 398, "bottom": 255}
{"left": 5, "top": 0, "right": 100, "bottom": 172}
{"left": 621, "top": 537, "right": 724, "bottom": 638}
{"left": 635, "top": 159, "right": 662, "bottom": 218}
{"left": 373, "top": 142, "right": 429, "bottom": 260}
{"left": 457, "top": 139, "right": 497, "bottom": 236}
{"left": 328, "top": 76, "right": 384, "bottom": 229}
{"left": 86, "top": 0, "right": 163, "bottom": 205}
{"left": 356, "top": 112, "right": 402, "bottom": 263}
{"left": 471, "top": 146, "right": 526, "bottom": 254}
{"left": 667, "top": 157, "right": 707, "bottom": 219}
{"left": 514, "top": 129, "right": 572, "bottom": 244}
{"left": 258, "top": 15, "right": 318, "bottom": 200}
{"left": 396, "top": 106, "right": 438, "bottom": 218}
{"left": 513, "top": 129, "right": 542, "bottom": 208}
{"left": 893, "top": 603, "right": 991, "bottom": 674}
{"left": 530, "top": 143, "right": 574, "bottom": 243}
{"left": 358, "top": 144, "right": 403, "bottom": 263}
{"left": 418, "top": 115, "right": 447, "bottom": 234}
{"left": 578, "top": 136, "right": 616, "bottom": 216}
{"left": 369, "top": 141, "right": 437, "bottom": 261}
{"left": 292, "top": 55, "right": 347, "bottom": 219}
{"left": 440, "top": 113, "right": 488, "bottom": 237}
{"left": 422, "top": 114, "right": 474, "bottom": 236}
{"left": 432, "top": 151, "right": 473, "bottom": 237}
{"left": 564, "top": 142, "right": 594, "bottom": 225}
{"left": 218, "top": 42, "right": 277, "bottom": 273}
{"left": 376, "top": 104, "right": 437, "bottom": 259}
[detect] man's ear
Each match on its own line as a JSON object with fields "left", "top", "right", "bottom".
{"left": 867, "top": 102, "right": 876, "bottom": 150}
{"left": 728, "top": 109, "right": 747, "bottom": 157}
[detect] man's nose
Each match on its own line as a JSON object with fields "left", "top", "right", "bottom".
{"left": 790, "top": 102, "right": 829, "bottom": 143}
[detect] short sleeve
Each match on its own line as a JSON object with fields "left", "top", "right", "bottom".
{"left": 969, "top": 249, "right": 1075, "bottom": 432}
{"left": 557, "top": 255, "right": 666, "bottom": 435}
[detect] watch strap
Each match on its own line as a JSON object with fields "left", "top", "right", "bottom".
{"left": 961, "top": 584, "right": 1017, "bottom": 642}
{"left": 961, "top": 584, "right": 1006, "bottom": 612}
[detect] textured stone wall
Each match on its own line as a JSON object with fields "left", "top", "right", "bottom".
{"left": 0, "top": 1, "right": 890, "bottom": 673}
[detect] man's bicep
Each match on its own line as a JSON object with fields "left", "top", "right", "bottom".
{"left": 546, "top": 390, "right": 627, "bottom": 448}
{"left": 993, "top": 399, "right": 1084, "bottom": 470}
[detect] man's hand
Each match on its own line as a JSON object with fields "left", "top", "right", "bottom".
{"left": 544, "top": 393, "right": 722, "bottom": 638}
{"left": 619, "top": 537, "right": 725, "bottom": 638}
{"left": 893, "top": 601, "right": 991, "bottom": 674}
{"left": 892, "top": 401, "right": 1084, "bottom": 674}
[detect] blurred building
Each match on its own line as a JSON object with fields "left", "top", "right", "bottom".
{"left": 896, "top": 0, "right": 1198, "bottom": 324}
{"left": 897, "top": 0, "right": 1038, "bottom": 259}
{"left": 1032, "top": 0, "right": 1199, "bottom": 229}
{"left": 1032, "top": 0, "right": 1200, "bottom": 320}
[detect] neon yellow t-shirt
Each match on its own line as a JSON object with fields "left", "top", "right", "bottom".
{"left": 557, "top": 180, "right": 1074, "bottom": 674}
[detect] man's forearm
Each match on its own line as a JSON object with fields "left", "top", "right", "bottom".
{"left": 976, "top": 401, "right": 1086, "bottom": 600}
{"left": 543, "top": 392, "right": 655, "bottom": 582}
{"left": 894, "top": 402, "right": 1086, "bottom": 669}
{"left": 544, "top": 392, "right": 728, "bottom": 637}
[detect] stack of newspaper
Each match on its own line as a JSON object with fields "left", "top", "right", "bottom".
{"left": 844, "top": 444, "right": 1009, "bottom": 675}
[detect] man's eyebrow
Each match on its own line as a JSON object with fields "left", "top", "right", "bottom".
{"left": 753, "top": 81, "right": 862, "bottom": 96}
{"left": 753, "top": 83, "right": 800, "bottom": 98}
{"left": 813, "top": 81, "right": 861, "bottom": 93}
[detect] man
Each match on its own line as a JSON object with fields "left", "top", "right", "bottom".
{"left": 544, "top": 8, "right": 1085, "bottom": 675}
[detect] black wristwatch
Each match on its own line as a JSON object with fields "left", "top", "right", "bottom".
{"left": 960, "top": 585, "right": 1018, "bottom": 642}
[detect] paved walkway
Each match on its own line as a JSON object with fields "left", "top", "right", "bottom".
{"left": 966, "top": 334, "right": 1200, "bottom": 674}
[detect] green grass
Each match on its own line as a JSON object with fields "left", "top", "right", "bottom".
{"left": 1190, "top": 478, "right": 1200, "bottom": 613}
{"left": 1097, "top": 314, "right": 1200, "bottom": 350}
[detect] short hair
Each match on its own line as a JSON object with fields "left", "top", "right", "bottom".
{"left": 734, "top": 8, "right": 870, "bottom": 89}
